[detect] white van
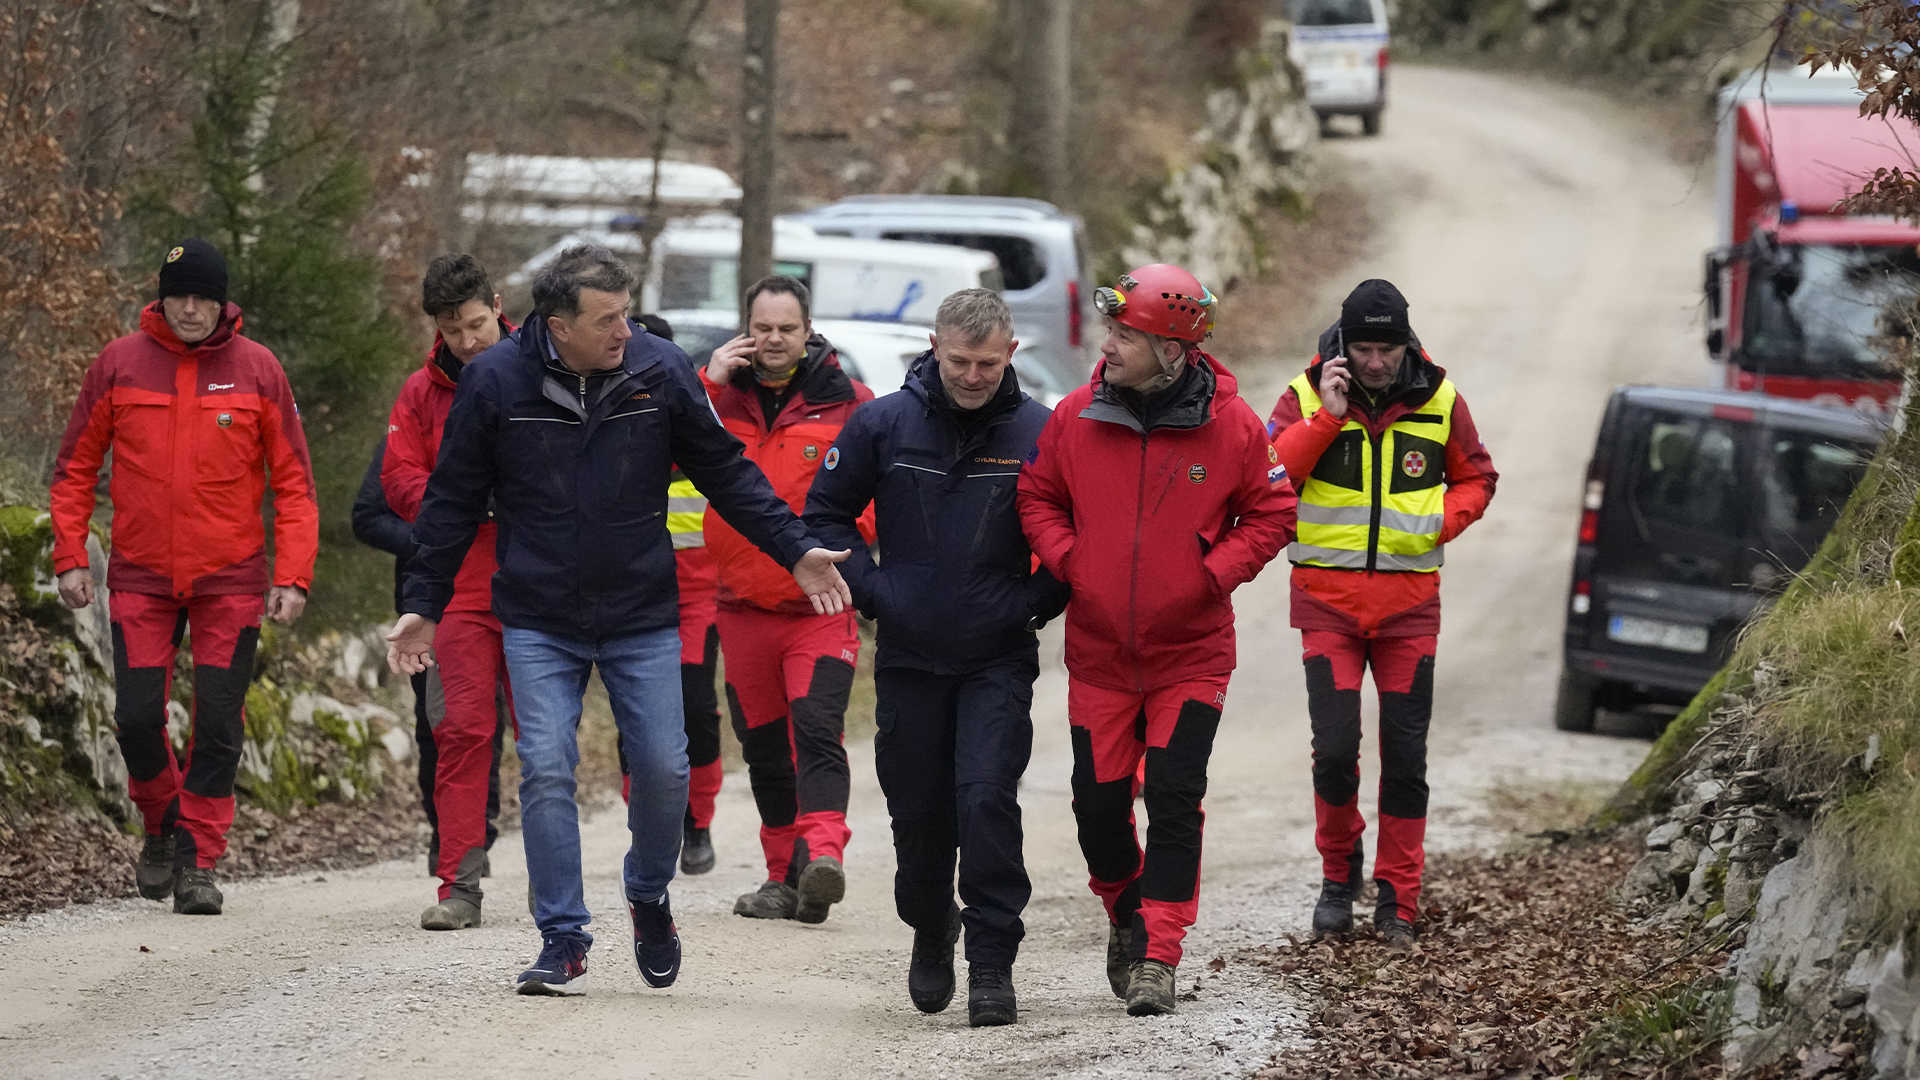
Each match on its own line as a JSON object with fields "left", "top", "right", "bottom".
{"left": 511, "top": 216, "right": 1003, "bottom": 326}
{"left": 1286, "top": 0, "right": 1390, "bottom": 135}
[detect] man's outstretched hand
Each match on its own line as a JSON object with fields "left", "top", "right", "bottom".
{"left": 385, "top": 613, "right": 438, "bottom": 675}
{"left": 793, "top": 548, "right": 853, "bottom": 615}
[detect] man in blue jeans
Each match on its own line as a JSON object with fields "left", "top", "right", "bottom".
{"left": 387, "top": 244, "right": 853, "bottom": 996}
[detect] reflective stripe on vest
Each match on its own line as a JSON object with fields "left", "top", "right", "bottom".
{"left": 668, "top": 476, "right": 708, "bottom": 550}
{"left": 1285, "top": 373, "right": 1456, "bottom": 573}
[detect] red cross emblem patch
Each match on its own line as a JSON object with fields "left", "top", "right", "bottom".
{"left": 1401, "top": 450, "right": 1427, "bottom": 478}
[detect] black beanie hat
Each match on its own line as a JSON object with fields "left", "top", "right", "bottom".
{"left": 1339, "top": 278, "right": 1410, "bottom": 345}
{"left": 158, "top": 238, "right": 228, "bottom": 306}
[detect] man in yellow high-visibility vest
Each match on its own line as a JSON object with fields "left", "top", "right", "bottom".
{"left": 1266, "top": 279, "right": 1499, "bottom": 951}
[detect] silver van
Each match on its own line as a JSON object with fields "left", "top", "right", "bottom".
{"left": 788, "top": 195, "right": 1097, "bottom": 391}
{"left": 1286, "top": 0, "right": 1390, "bottom": 135}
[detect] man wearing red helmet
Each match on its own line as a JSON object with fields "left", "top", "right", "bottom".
{"left": 1266, "top": 279, "right": 1497, "bottom": 952}
{"left": 1018, "top": 264, "right": 1297, "bottom": 1016}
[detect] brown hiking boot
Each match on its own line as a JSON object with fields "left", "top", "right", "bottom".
{"left": 136, "top": 832, "right": 177, "bottom": 901}
{"left": 173, "top": 867, "right": 223, "bottom": 915}
{"left": 420, "top": 896, "right": 482, "bottom": 930}
{"left": 1105, "top": 923, "right": 1132, "bottom": 999}
{"left": 733, "top": 879, "right": 798, "bottom": 919}
{"left": 794, "top": 856, "right": 846, "bottom": 924}
{"left": 1125, "top": 958, "right": 1177, "bottom": 1016}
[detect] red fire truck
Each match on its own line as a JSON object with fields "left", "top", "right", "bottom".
{"left": 1705, "top": 69, "right": 1920, "bottom": 420}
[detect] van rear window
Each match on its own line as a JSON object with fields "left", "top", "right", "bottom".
{"left": 1290, "top": 0, "right": 1375, "bottom": 26}
{"left": 882, "top": 232, "right": 1044, "bottom": 291}
{"left": 1631, "top": 414, "right": 1743, "bottom": 535}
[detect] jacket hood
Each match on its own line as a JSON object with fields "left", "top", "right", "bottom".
{"left": 712, "top": 332, "right": 858, "bottom": 407}
{"left": 1306, "top": 320, "right": 1445, "bottom": 412}
{"left": 140, "top": 300, "right": 243, "bottom": 356}
{"left": 905, "top": 350, "right": 1027, "bottom": 418}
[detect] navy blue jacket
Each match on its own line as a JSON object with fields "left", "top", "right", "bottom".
{"left": 350, "top": 437, "right": 414, "bottom": 613}
{"left": 401, "top": 318, "right": 818, "bottom": 642}
{"left": 805, "top": 353, "right": 1068, "bottom": 673}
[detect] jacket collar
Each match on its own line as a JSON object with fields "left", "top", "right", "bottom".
{"left": 518, "top": 311, "right": 660, "bottom": 383}
{"left": 140, "top": 300, "right": 242, "bottom": 357}
{"left": 1082, "top": 348, "right": 1232, "bottom": 434}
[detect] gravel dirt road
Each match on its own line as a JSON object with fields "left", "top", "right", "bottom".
{"left": 0, "top": 66, "right": 1712, "bottom": 1079}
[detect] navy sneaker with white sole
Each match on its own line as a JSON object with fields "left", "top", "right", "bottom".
{"left": 629, "top": 893, "right": 681, "bottom": 988}
{"left": 516, "top": 936, "right": 589, "bottom": 996}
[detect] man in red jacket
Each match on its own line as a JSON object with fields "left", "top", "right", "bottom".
{"left": 383, "top": 253, "right": 517, "bottom": 931}
{"left": 701, "top": 276, "right": 875, "bottom": 925}
{"left": 1018, "top": 264, "right": 1296, "bottom": 1016}
{"left": 50, "top": 238, "right": 319, "bottom": 916}
{"left": 1267, "top": 279, "right": 1497, "bottom": 951}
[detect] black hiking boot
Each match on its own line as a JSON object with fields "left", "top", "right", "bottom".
{"left": 1376, "top": 913, "right": 1417, "bottom": 953}
{"left": 1105, "top": 922, "right": 1132, "bottom": 999}
{"left": 909, "top": 904, "right": 962, "bottom": 1013}
{"left": 173, "top": 867, "right": 223, "bottom": 915}
{"left": 967, "top": 965, "right": 1018, "bottom": 1027}
{"left": 1125, "top": 958, "right": 1177, "bottom": 1016}
{"left": 136, "top": 831, "right": 177, "bottom": 901}
{"left": 1312, "top": 878, "right": 1355, "bottom": 938}
{"left": 679, "top": 825, "right": 716, "bottom": 876}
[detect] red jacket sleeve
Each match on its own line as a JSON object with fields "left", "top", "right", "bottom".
{"left": 1206, "top": 404, "right": 1298, "bottom": 593}
{"left": 1267, "top": 385, "right": 1345, "bottom": 492}
{"left": 259, "top": 362, "right": 320, "bottom": 590}
{"left": 48, "top": 356, "right": 115, "bottom": 575}
{"left": 1439, "top": 392, "right": 1497, "bottom": 544}
{"left": 1016, "top": 407, "right": 1077, "bottom": 580}
{"left": 382, "top": 375, "right": 435, "bottom": 522}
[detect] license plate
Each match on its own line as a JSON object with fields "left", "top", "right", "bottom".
{"left": 1607, "top": 615, "right": 1709, "bottom": 654}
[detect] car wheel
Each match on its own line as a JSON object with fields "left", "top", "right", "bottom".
{"left": 1360, "top": 108, "right": 1383, "bottom": 136}
{"left": 1553, "top": 668, "right": 1600, "bottom": 733}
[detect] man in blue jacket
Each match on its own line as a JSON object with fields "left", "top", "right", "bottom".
{"left": 805, "top": 288, "right": 1068, "bottom": 1028}
{"left": 386, "top": 244, "right": 853, "bottom": 997}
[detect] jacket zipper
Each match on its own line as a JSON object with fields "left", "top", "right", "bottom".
{"left": 1367, "top": 428, "right": 1385, "bottom": 572}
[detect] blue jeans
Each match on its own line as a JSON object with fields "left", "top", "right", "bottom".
{"left": 502, "top": 626, "right": 687, "bottom": 945}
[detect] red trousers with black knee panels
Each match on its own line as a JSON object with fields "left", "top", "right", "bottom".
{"left": 111, "top": 591, "right": 262, "bottom": 869}
{"left": 1303, "top": 630, "right": 1438, "bottom": 923}
{"left": 1068, "top": 676, "right": 1227, "bottom": 968}
{"left": 716, "top": 604, "right": 858, "bottom": 884}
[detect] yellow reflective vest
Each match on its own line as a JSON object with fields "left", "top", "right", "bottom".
{"left": 668, "top": 474, "right": 707, "bottom": 550}
{"left": 1286, "top": 373, "right": 1455, "bottom": 573}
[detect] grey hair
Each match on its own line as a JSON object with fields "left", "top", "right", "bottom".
{"left": 531, "top": 244, "right": 637, "bottom": 319}
{"left": 934, "top": 288, "right": 1014, "bottom": 346}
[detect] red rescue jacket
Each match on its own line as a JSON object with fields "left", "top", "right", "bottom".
{"left": 700, "top": 335, "right": 876, "bottom": 614}
{"left": 1266, "top": 338, "right": 1497, "bottom": 637}
{"left": 382, "top": 324, "right": 514, "bottom": 615}
{"left": 1017, "top": 350, "right": 1297, "bottom": 692}
{"left": 50, "top": 302, "right": 319, "bottom": 600}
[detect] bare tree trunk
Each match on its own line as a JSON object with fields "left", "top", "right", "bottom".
{"left": 738, "top": 0, "right": 778, "bottom": 321}
{"left": 1008, "top": 0, "right": 1070, "bottom": 203}
{"left": 637, "top": 0, "right": 714, "bottom": 295}
{"left": 242, "top": 0, "right": 303, "bottom": 195}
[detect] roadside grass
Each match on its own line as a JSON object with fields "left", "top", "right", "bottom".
{"left": 1574, "top": 973, "right": 1733, "bottom": 1078}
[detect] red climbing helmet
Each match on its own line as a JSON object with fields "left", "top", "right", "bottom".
{"left": 1092, "top": 263, "right": 1216, "bottom": 343}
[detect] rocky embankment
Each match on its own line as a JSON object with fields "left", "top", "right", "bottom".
{"left": 0, "top": 504, "right": 423, "bottom": 917}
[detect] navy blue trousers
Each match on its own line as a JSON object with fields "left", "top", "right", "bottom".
{"left": 873, "top": 655, "right": 1037, "bottom": 968}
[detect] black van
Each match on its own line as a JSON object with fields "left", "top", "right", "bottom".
{"left": 1555, "top": 387, "right": 1884, "bottom": 732}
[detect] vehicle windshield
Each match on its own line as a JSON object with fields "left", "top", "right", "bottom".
{"left": 1741, "top": 243, "right": 1920, "bottom": 379}
{"left": 1289, "top": 0, "right": 1375, "bottom": 26}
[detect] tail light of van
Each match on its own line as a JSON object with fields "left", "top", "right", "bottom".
{"left": 1571, "top": 579, "right": 1591, "bottom": 615}
{"left": 1067, "top": 280, "right": 1083, "bottom": 349}
{"left": 1377, "top": 47, "right": 1389, "bottom": 70}
{"left": 1577, "top": 478, "right": 1604, "bottom": 545}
